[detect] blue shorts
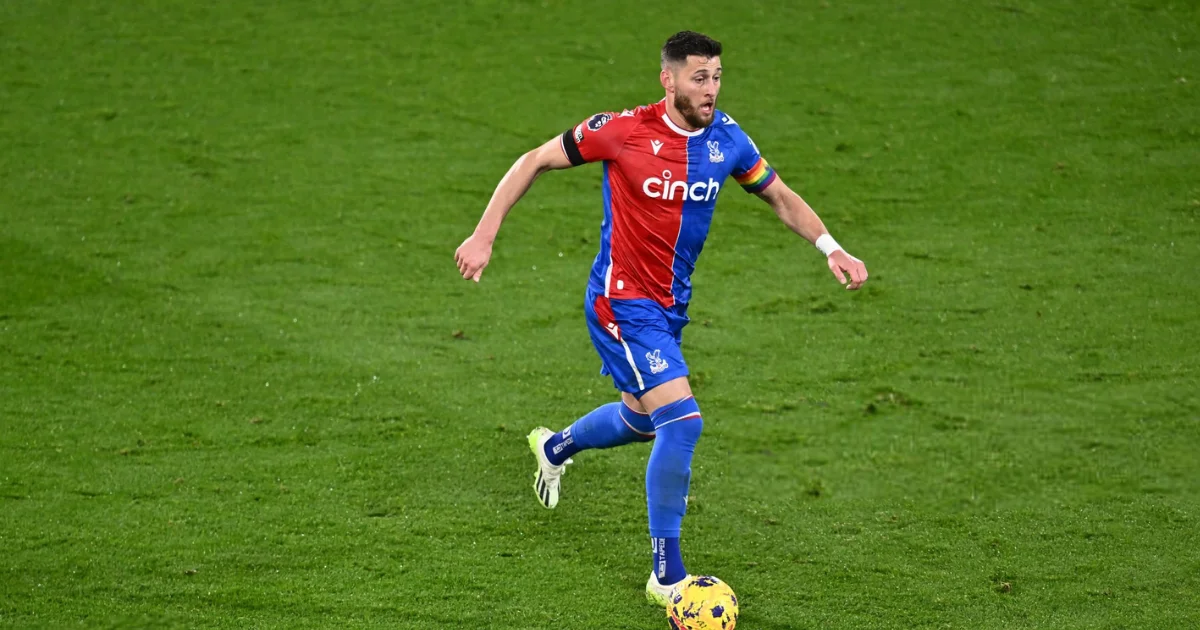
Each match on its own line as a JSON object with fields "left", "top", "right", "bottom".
{"left": 584, "top": 290, "right": 690, "bottom": 396}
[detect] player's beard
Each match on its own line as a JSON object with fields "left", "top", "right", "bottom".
{"left": 674, "top": 91, "right": 715, "bottom": 129}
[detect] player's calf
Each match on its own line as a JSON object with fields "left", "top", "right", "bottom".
{"left": 540, "top": 400, "right": 654, "bottom": 466}
{"left": 645, "top": 395, "right": 704, "bottom": 590}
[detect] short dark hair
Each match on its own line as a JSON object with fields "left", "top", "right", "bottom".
{"left": 661, "top": 31, "right": 722, "bottom": 67}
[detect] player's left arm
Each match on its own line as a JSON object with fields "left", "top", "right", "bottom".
{"left": 755, "top": 177, "right": 868, "bottom": 290}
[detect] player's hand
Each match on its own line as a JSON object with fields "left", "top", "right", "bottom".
{"left": 827, "top": 250, "right": 868, "bottom": 290}
{"left": 454, "top": 233, "right": 493, "bottom": 282}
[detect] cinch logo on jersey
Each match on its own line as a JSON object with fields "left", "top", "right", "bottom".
{"left": 642, "top": 170, "right": 721, "bottom": 202}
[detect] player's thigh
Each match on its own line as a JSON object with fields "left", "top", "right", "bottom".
{"left": 637, "top": 376, "right": 693, "bottom": 414}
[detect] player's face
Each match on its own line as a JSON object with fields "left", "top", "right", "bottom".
{"left": 670, "top": 55, "right": 722, "bottom": 128}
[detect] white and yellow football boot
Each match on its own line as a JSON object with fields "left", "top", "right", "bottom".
{"left": 646, "top": 572, "right": 690, "bottom": 607}
{"left": 527, "top": 427, "right": 571, "bottom": 509}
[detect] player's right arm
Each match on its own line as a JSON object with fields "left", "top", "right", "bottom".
{"left": 455, "top": 111, "right": 632, "bottom": 282}
{"left": 454, "top": 136, "right": 574, "bottom": 282}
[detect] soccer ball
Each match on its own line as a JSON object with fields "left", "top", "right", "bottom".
{"left": 667, "top": 575, "right": 739, "bottom": 630}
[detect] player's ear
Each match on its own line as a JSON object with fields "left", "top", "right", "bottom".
{"left": 660, "top": 67, "right": 673, "bottom": 93}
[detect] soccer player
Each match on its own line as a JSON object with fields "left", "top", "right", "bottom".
{"left": 454, "top": 31, "right": 868, "bottom": 605}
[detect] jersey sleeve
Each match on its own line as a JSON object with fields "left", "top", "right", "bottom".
{"left": 730, "top": 129, "right": 778, "bottom": 194}
{"left": 560, "top": 111, "right": 637, "bottom": 166}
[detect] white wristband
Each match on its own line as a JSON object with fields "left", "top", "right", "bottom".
{"left": 814, "top": 234, "right": 843, "bottom": 257}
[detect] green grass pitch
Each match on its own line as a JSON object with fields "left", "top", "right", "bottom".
{"left": 2, "top": 1, "right": 1198, "bottom": 628}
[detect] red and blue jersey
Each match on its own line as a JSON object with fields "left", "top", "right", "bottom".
{"left": 561, "top": 100, "right": 777, "bottom": 309}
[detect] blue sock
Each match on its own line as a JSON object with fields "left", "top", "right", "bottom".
{"left": 652, "top": 536, "right": 686, "bottom": 586}
{"left": 543, "top": 401, "right": 654, "bottom": 466}
{"left": 646, "top": 396, "right": 703, "bottom": 584}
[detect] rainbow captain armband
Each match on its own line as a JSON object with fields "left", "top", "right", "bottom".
{"left": 734, "top": 157, "right": 777, "bottom": 193}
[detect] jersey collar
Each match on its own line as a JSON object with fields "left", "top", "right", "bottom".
{"left": 662, "top": 108, "right": 705, "bottom": 137}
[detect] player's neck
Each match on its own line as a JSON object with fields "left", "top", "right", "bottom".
{"left": 663, "top": 102, "right": 701, "bottom": 133}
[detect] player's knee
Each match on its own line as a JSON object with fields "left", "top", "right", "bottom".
{"left": 659, "top": 414, "right": 702, "bottom": 453}
{"left": 650, "top": 396, "right": 703, "bottom": 439}
{"left": 648, "top": 398, "right": 704, "bottom": 469}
